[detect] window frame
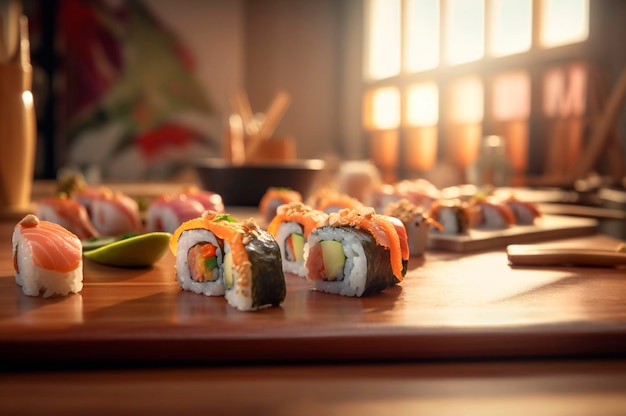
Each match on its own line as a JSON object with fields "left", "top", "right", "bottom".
{"left": 361, "top": 0, "right": 595, "bottom": 186}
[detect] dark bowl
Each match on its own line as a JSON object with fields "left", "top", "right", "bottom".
{"left": 195, "top": 159, "right": 326, "bottom": 206}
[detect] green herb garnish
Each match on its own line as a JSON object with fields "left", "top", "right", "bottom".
{"left": 213, "top": 214, "right": 237, "bottom": 223}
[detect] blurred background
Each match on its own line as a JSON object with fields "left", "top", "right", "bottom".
{"left": 20, "top": 0, "right": 626, "bottom": 187}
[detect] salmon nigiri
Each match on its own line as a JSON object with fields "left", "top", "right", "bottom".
{"left": 35, "top": 195, "right": 99, "bottom": 240}
{"left": 90, "top": 190, "right": 143, "bottom": 236}
{"left": 12, "top": 214, "right": 83, "bottom": 297}
{"left": 145, "top": 194, "right": 206, "bottom": 233}
{"left": 180, "top": 186, "right": 225, "bottom": 213}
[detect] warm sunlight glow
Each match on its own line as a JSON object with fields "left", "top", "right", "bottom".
{"left": 405, "top": 0, "right": 439, "bottom": 72}
{"left": 406, "top": 83, "right": 438, "bottom": 126}
{"left": 446, "top": 0, "right": 484, "bottom": 65}
{"left": 366, "top": 0, "right": 401, "bottom": 80}
{"left": 371, "top": 87, "right": 400, "bottom": 129}
{"left": 540, "top": 0, "right": 589, "bottom": 48}
{"left": 492, "top": 71, "right": 530, "bottom": 120}
{"left": 489, "top": 0, "right": 532, "bottom": 57}
{"left": 450, "top": 77, "right": 483, "bottom": 123}
{"left": 543, "top": 64, "right": 587, "bottom": 117}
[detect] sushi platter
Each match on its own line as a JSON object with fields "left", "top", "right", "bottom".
{"left": 1, "top": 215, "right": 625, "bottom": 366}
{"left": 428, "top": 214, "right": 599, "bottom": 252}
{"left": 1, "top": 179, "right": 625, "bottom": 367}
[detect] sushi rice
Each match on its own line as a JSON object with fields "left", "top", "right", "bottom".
{"left": 171, "top": 212, "right": 286, "bottom": 311}
{"left": 274, "top": 221, "right": 307, "bottom": 276}
{"left": 175, "top": 228, "right": 225, "bottom": 296}
{"left": 304, "top": 226, "right": 367, "bottom": 297}
{"left": 12, "top": 214, "right": 83, "bottom": 298}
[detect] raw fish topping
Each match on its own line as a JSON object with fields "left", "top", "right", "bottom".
{"left": 384, "top": 198, "right": 443, "bottom": 231}
{"left": 171, "top": 211, "right": 262, "bottom": 282}
{"left": 267, "top": 201, "right": 328, "bottom": 238}
{"left": 16, "top": 214, "right": 82, "bottom": 273}
{"left": 324, "top": 207, "right": 406, "bottom": 281}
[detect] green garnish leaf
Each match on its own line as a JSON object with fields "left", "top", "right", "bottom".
{"left": 213, "top": 214, "right": 237, "bottom": 223}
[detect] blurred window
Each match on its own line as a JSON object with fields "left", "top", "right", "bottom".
{"left": 363, "top": 0, "right": 590, "bottom": 184}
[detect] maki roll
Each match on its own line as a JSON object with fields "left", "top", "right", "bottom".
{"left": 428, "top": 199, "right": 471, "bottom": 235}
{"left": 267, "top": 201, "right": 328, "bottom": 276}
{"left": 170, "top": 211, "right": 286, "bottom": 311}
{"left": 502, "top": 195, "right": 542, "bottom": 225}
{"left": 467, "top": 195, "right": 516, "bottom": 229}
{"left": 384, "top": 198, "right": 442, "bottom": 256}
{"left": 310, "top": 190, "right": 364, "bottom": 214}
{"left": 12, "top": 214, "right": 83, "bottom": 297}
{"left": 304, "top": 207, "right": 409, "bottom": 297}
{"left": 365, "top": 179, "right": 440, "bottom": 212}
{"left": 259, "top": 187, "right": 302, "bottom": 225}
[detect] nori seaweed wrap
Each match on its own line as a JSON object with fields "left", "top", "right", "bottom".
{"left": 170, "top": 211, "right": 286, "bottom": 311}
{"left": 304, "top": 207, "right": 409, "bottom": 297}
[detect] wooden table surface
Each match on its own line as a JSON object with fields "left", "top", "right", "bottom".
{"left": 1, "top": 193, "right": 626, "bottom": 414}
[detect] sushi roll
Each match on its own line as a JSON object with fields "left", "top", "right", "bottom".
{"left": 145, "top": 194, "right": 206, "bottom": 233}
{"left": 394, "top": 179, "right": 441, "bottom": 208}
{"left": 89, "top": 190, "right": 143, "bottom": 236}
{"left": 502, "top": 195, "right": 542, "bottom": 225}
{"left": 259, "top": 187, "right": 302, "bottom": 225}
{"left": 311, "top": 190, "right": 364, "bottom": 214}
{"left": 428, "top": 199, "right": 471, "bottom": 235}
{"left": 267, "top": 201, "right": 328, "bottom": 276}
{"left": 170, "top": 211, "right": 286, "bottom": 311}
{"left": 467, "top": 195, "right": 516, "bottom": 229}
{"left": 365, "top": 179, "right": 440, "bottom": 212}
{"left": 384, "top": 198, "right": 442, "bottom": 256}
{"left": 35, "top": 195, "right": 100, "bottom": 240}
{"left": 12, "top": 214, "right": 83, "bottom": 297}
{"left": 303, "top": 207, "right": 409, "bottom": 297}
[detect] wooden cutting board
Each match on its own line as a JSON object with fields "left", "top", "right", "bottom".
{"left": 1, "top": 219, "right": 625, "bottom": 367}
{"left": 428, "top": 215, "right": 598, "bottom": 252}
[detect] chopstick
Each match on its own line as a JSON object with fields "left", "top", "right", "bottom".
{"left": 257, "top": 89, "right": 291, "bottom": 139}
{"left": 235, "top": 90, "right": 255, "bottom": 133}
{"left": 228, "top": 114, "right": 246, "bottom": 165}
{"left": 245, "top": 90, "right": 291, "bottom": 160}
{"left": 507, "top": 244, "right": 626, "bottom": 267}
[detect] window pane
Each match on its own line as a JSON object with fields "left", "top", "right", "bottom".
{"left": 541, "top": 0, "right": 589, "bottom": 48}
{"left": 446, "top": 0, "right": 484, "bottom": 65}
{"left": 366, "top": 0, "right": 401, "bottom": 80}
{"left": 405, "top": 0, "right": 439, "bottom": 72}
{"left": 450, "top": 77, "right": 484, "bottom": 123}
{"left": 543, "top": 64, "right": 587, "bottom": 117}
{"left": 371, "top": 87, "right": 401, "bottom": 129}
{"left": 489, "top": 0, "right": 532, "bottom": 57}
{"left": 492, "top": 71, "right": 530, "bottom": 120}
{"left": 406, "top": 83, "right": 439, "bottom": 126}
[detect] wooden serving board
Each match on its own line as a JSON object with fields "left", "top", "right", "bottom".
{"left": 1, "top": 220, "right": 624, "bottom": 367}
{"left": 428, "top": 215, "right": 598, "bottom": 252}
